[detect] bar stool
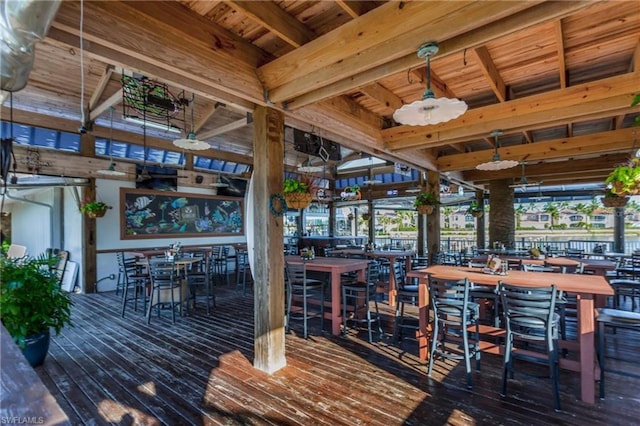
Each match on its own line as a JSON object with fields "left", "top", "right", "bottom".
{"left": 285, "top": 261, "right": 325, "bottom": 339}
{"left": 119, "top": 252, "right": 149, "bottom": 318}
{"left": 147, "top": 259, "right": 182, "bottom": 324}
{"left": 393, "top": 261, "right": 419, "bottom": 343}
{"left": 341, "top": 261, "right": 383, "bottom": 343}
{"left": 211, "top": 245, "right": 231, "bottom": 286}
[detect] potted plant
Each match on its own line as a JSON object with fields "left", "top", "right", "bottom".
{"left": 414, "top": 191, "right": 440, "bottom": 215}
{"left": 0, "top": 254, "right": 72, "bottom": 367}
{"left": 80, "top": 200, "right": 111, "bottom": 218}
{"left": 604, "top": 158, "right": 640, "bottom": 197}
{"left": 283, "top": 175, "right": 315, "bottom": 209}
{"left": 601, "top": 188, "right": 629, "bottom": 208}
{"left": 466, "top": 200, "right": 484, "bottom": 218}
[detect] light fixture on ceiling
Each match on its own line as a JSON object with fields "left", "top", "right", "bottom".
{"left": 393, "top": 42, "right": 467, "bottom": 126}
{"left": 509, "top": 162, "right": 541, "bottom": 189}
{"left": 97, "top": 107, "right": 126, "bottom": 176}
{"left": 173, "top": 93, "right": 210, "bottom": 151}
{"left": 530, "top": 183, "right": 550, "bottom": 201}
{"left": 209, "top": 173, "right": 229, "bottom": 188}
{"left": 475, "top": 130, "right": 519, "bottom": 171}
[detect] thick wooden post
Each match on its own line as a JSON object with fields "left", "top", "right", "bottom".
{"left": 489, "top": 179, "right": 515, "bottom": 248}
{"left": 82, "top": 181, "right": 97, "bottom": 293}
{"left": 252, "top": 105, "right": 286, "bottom": 374}
{"left": 426, "top": 170, "right": 440, "bottom": 261}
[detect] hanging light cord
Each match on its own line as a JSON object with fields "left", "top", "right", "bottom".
{"left": 79, "top": 0, "right": 86, "bottom": 128}
{"left": 189, "top": 93, "right": 195, "bottom": 134}
{"left": 426, "top": 52, "right": 432, "bottom": 92}
{"left": 108, "top": 106, "right": 114, "bottom": 161}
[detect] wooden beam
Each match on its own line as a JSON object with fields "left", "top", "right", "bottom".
{"left": 252, "top": 105, "right": 286, "bottom": 374}
{"left": 226, "top": 0, "right": 313, "bottom": 48}
{"left": 88, "top": 65, "right": 115, "bottom": 111}
{"left": 198, "top": 114, "right": 253, "bottom": 140}
{"left": 89, "top": 90, "right": 122, "bottom": 121}
{"left": 383, "top": 72, "right": 639, "bottom": 151}
{"left": 359, "top": 83, "right": 403, "bottom": 112}
{"left": 472, "top": 46, "right": 507, "bottom": 102}
{"left": 194, "top": 102, "right": 222, "bottom": 133}
{"left": 282, "top": 1, "right": 591, "bottom": 109}
{"left": 335, "top": 1, "right": 377, "bottom": 19}
{"left": 463, "top": 154, "right": 629, "bottom": 182}
{"left": 262, "top": 1, "right": 537, "bottom": 103}
{"left": 439, "top": 128, "right": 637, "bottom": 172}
{"left": 555, "top": 20, "right": 567, "bottom": 88}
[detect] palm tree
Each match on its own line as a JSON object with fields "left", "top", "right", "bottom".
{"left": 543, "top": 203, "right": 560, "bottom": 229}
{"left": 442, "top": 206, "right": 454, "bottom": 229}
{"left": 514, "top": 204, "right": 527, "bottom": 229}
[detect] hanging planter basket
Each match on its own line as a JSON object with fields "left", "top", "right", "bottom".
{"left": 471, "top": 211, "right": 484, "bottom": 218}
{"left": 86, "top": 208, "right": 108, "bottom": 219}
{"left": 284, "top": 192, "right": 312, "bottom": 210}
{"left": 417, "top": 205, "right": 434, "bottom": 215}
{"left": 362, "top": 213, "right": 371, "bottom": 221}
{"left": 602, "top": 196, "right": 629, "bottom": 208}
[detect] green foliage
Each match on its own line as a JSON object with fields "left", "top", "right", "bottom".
{"left": 284, "top": 175, "right": 318, "bottom": 194}
{"left": 80, "top": 200, "right": 111, "bottom": 214}
{"left": 0, "top": 255, "right": 73, "bottom": 348}
{"left": 466, "top": 200, "right": 483, "bottom": 214}
{"left": 605, "top": 158, "right": 640, "bottom": 196}
{"left": 413, "top": 192, "right": 440, "bottom": 208}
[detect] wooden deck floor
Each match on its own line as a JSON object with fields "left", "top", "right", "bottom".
{"left": 33, "top": 287, "right": 640, "bottom": 425}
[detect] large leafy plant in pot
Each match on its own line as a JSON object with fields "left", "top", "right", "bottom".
{"left": 0, "top": 254, "right": 72, "bottom": 367}
{"left": 283, "top": 175, "right": 315, "bottom": 209}
{"left": 414, "top": 191, "right": 440, "bottom": 215}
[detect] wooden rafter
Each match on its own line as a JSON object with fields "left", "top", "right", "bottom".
{"left": 335, "top": 1, "right": 377, "bottom": 20}
{"left": 88, "top": 64, "right": 114, "bottom": 111}
{"left": 89, "top": 90, "right": 122, "bottom": 121}
{"left": 555, "top": 20, "right": 567, "bottom": 88}
{"left": 472, "top": 45, "right": 507, "bottom": 102}
{"left": 198, "top": 114, "right": 253, "bottom": 140}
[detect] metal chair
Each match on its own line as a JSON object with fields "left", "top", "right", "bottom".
{"left": 211, "top": 245, "right": 231, "bottom": 286}
{"left": 427, "top": 277, "right": 480, "bottom": 389}
{"left": 285, "top": 261, "right": 325, "bottom": 339}
{"left": 596, "top": 308, "right": 640, "bottom": 398}
{"left": 393, "top": 261, "right": 419, "bottom": 343}
{"left": 341, "top": 261, "right": 383, "bottom": 343}
{"left": 146, "top": 260, "right": 182, "bottom": 324}
{"left": 119, "top": 252, "right": 149, "bottom": 317}
{"left": 235, "top": 249, "right": 252, "bottom": 296}
{"left": 185, "top": 252, "right": 214, "bottom": 315}
{"left": 498, "top": 282, "right": 561, "bottom": 411}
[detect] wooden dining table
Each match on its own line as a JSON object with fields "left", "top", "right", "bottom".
{"left": 285, "top": 255, "right": 370, "bottom": 336}
{"left": 407, "top": 265, "right": 614, "bottom": 404}
{"left": 331, "top": 249, "right": 415, "bottom": 305}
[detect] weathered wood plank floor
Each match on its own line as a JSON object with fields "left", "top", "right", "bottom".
{"left": 33, "top": 288, "right": 640, "bottom": 425}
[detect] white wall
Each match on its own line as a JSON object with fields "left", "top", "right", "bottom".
{"left": 94, "top": 179, "right": 246, "bottom": 292}
{"left": 8, "top": 189, "right": 54, "bottom": 257}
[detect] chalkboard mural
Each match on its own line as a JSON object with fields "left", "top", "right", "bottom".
{"left": 121, "top": 188, "right": 243, "bottom": 239}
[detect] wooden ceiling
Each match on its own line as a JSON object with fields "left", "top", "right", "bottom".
{"left": 2, "top": 1, "right": 639, "bottom": 189}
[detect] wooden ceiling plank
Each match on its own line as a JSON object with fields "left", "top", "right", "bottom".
{"left": 282, "top": 1, "right": 592, "bottom": 109}
{"left": 89, "top": 90, "right": 122, "bottom": 121}
{"left": 88, "top": 64, "right": 114, "bottom": 111}
{"left": 555, "top": 20, "right": 567, "bottom": 88}
{"left": 334, "top": 1, "right": 376, "bottom": 19}
{"left": 383, "top": 72, "right": 639, "bottom": 150}
{"left": 439, "top": 127, "right": 637, "bottom": 172}
{"left": 264, "top": 1, "right": 537, "bottom": 103}
{"left": 199, "top": 115, "right": 252, "bottom": 140}
{"left": 472, "top": 45, "right": 507, "bottom": 102}
{"left": 194, "top": 103, "right": 222, "bottom": 133}
{"left": 359, "top": 83, "right": 403, "bottom": 112}
{"left": 225, "top": 0, "right": 313, "bottom": 48}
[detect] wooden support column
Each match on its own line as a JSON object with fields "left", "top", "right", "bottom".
{"left": 489, "top": 179, "right": 515, "bottom": 248}
{"left": 252, "top": 105, "right": 286, "bottom": 374}
{"left": 82, "top": 182, "right": 97, "bottom": 293}
{"left": 426, "top": 170, "right": 440, "bottom": 262}
{"left": 475, "top": 189, "right": 486, "bottom": 250}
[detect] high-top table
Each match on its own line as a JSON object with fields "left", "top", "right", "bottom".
{"left": 331, "top": 249, "right": 415, "bottom": 305}
{"left": 285, "top": 255, "right": 370, "bottom": 336}
{"left": 407, "top": 265, "right": 614, "bottom": 404}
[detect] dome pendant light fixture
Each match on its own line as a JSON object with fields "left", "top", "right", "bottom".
{"left": 393, "top": 42, "right": 467, "bottom": 126}
{"left": 173, "top": 93, "right": 210, "bottom": 151}
{"left": 475, "top": 130, "right": 519, "bottom": 171}
{"left": 97, "top": 107, "right": 126, "bottom": 176}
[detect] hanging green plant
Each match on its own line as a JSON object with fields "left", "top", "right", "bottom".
{"left": 414, "top": 191, "right": 440, "bottom": 215}
{"left": 466, "top": 200, "right": 484, "bottom": 217}
{"left": 604, "top": 158, "right": 640, "bottom": 197}
{"left": 80, "top": 200, "right": 111, "bottom": 218}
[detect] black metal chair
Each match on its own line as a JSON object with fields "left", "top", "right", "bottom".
{"left": 498, "top": 282, "right": 561, "bottom": 411}
{"left": 392, "top": 261, "right": 419, "bottom": 343}
{"left": 211, "top": 245, "right": 231, "bottom": 286}
{"left": 285, "top": 261, "right": 325, "bottom": 339}
{"left": 146, "top": 259, "right": 182, "bottom": 324}
{"left": 468, "top": 261, "right": 501, "bottom": 327}
{"left": 119, "top": 252, "right": 149, "bottom": 318}
{"left": 185, "top": 252, "right": 214, "bottom": 315}
{"left": 235, "top": 249, "right": 252, "bottom": 296}
{"left": 341, "top": 261, "right": 383, "bottom": 343}
{"left": 427, "top": 277, "right": 480, "bottom": 389}
{"left": 596, "top": 308, "right": 640, "bottom": 398}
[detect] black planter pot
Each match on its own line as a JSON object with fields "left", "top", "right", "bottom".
{"left": 22, "top": 329, "right": 50, "bottom": 367}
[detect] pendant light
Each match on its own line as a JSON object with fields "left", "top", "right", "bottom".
{"left": 475, "top": 130, "right": 519, "bottom": 171}
{"left": 509, "top": 162, "right": 541, "bottom": 189}
{"left": 393, "top": 42, "right": 467, "bottom": 126}
{"left": 97, "top": 107, "right": 126, "bottom": 176}
{"left": 173, "top": 93, "right": 210, "bottom": 151}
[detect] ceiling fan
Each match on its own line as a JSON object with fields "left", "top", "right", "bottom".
{"left": 509, "top": 162, "right": 542, "bottom": 190}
